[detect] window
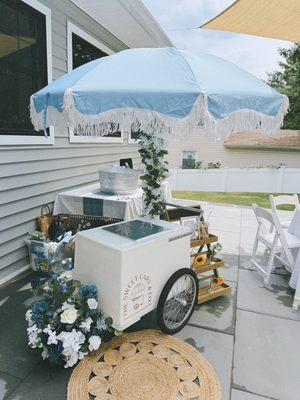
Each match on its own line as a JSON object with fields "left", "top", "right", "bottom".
{"left": 0, "top": 0, "right": 53, "bottom": 145}
{"left": 129, "top": 130, "right": 142, "bottom": 143}
{"left": 67, "top": 22, "right": 119, "bottom": 143}
{"left": 72, "top": 33, "right": 107, "bottom": 70}
{"left": 182, "top": 151, "right": 197, "bottom": 169}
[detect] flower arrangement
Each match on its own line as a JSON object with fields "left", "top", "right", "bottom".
{"left": 26, "top": 273, "right": 112, "bottom": 368}
{"left": 207, "top": 243, "right": 223, "bottom": 260}
{"left": 138, "top": 132, "right": 169, "bottom": 216}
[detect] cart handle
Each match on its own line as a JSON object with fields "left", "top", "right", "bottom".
{"left": 165, "top": 202, "right": 203, "bottom": 216}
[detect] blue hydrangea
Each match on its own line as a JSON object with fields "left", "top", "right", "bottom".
{"left": 50, "top": 274, "right": 58, "bottom": 282}
{"left": 60, "top": 283, "right": 68, "bottom": 293}
{"left": 31, "top": 277, "right": 41, "bottom": 290}
{"left": 31, "top": 300, "right": 50, "bottom": 327}
{"left": 79, "top": 285, "right": 98, "bottom": 300}
{"left": 47, "top": 340, "right": 64, "bottom": 358}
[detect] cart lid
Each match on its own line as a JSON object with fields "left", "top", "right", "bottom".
{"left": 76, "top": 217, "right": 191, "bottom": 249}
{"left": 102, "top": 219, "right": 167, "bottom": 240}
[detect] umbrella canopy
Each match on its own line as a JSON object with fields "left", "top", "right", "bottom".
{"left": 201, "top": 0, "right": 300, "bottom": 42}
{"left": 30, "top": 47, "right": 288, "bottom": 139}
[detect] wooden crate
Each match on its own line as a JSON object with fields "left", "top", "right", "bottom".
{"left": 190, "top": 234, "right": 218, "bottom": 248}
{"left": 198, "top": 283, "right": 231, "bottom": 304}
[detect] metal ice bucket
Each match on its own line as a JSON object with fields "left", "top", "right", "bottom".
{"left": 98, "top": 165, "right": 140, "bottom": 195}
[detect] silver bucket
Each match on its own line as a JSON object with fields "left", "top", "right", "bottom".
{"left": 99, "top": 166, "right": 140, "bottom": 195}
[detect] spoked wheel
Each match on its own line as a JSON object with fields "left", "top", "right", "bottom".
{"left": 157, "top": 268, "right": 199, "bottom": 334}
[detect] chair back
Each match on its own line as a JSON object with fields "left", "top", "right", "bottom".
{"left": 253, "top": 203, "right": 295, "bottom": 268}
{"left": 270, "top": 194, "right": 300, "bottom": 212}
{"left": 252, "top": 203, "right": 275, "bottom": 235}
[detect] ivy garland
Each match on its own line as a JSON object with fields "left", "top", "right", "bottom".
{"left": 138, "top": 132, "right": 169, "bottom": 216}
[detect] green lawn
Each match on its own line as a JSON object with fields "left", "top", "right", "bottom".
{"left": 172, "top": 191, "right": 299, "bottom": 210}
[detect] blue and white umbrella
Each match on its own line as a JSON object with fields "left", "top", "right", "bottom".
{"left": 30, "top": 47, "right": 288, "bottom": 139}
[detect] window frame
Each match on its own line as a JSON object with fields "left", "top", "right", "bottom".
{"left": 67, "top": 21, "right": 114, "bottom": 72}
{"left": 69, "top": 127, "right": 124, "bottom": 144}
{"left": 0, "top": 0, "right": 54, "bottom": 146}
{"left": 181, "top": 150, "right": 198, "bottom": 168}
{"left": 67, "top": 22, "right": 118, "bottom": 144}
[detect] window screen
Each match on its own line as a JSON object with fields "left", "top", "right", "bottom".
{"left": 0, "top": 0, "right": 47, "bottom": 135}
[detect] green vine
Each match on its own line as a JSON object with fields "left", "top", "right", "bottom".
{"left": 138, "top": 132, "right": 169, "bottom": 216}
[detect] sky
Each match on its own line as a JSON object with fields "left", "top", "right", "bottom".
{"left": 142, "top": 0, "right": 292, "bottom": 80}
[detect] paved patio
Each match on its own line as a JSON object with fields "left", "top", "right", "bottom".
{"left": 1, "top": 204, "right": 300, "bottom": 400}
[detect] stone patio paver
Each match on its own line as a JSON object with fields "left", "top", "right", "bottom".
{"left": 176, "top": 325, "right": 234, "bottom": 400}
{"left": 5, "top": 362, "right": 71, "bottom": 400}
{"left": 189, "top": 282, "right": 237, "bottom": 334}
{"left": 231, "top": 389, "right": 272, "bottom": 400}
{"left": 233, "top": 309, "right": 300, "bottom": 400}
{"left": 238, "top": 268, "right": 300, "bottom": 321}
{"left": 0, "top": 373, "right": 20, "bottom": 400}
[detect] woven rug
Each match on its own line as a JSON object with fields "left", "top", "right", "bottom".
{"left": 68, "top": 329, "right": 221, "bottom": 400}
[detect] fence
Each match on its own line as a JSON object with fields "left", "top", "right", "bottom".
{"left": 168, "top": 167, "right": 300, "bottom": 193}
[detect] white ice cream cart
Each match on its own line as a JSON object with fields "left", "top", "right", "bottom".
{"left": 74, "top": 217, "right": 199, "bottom": 333}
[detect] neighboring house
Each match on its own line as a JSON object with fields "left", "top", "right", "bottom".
{"left": 167, "top": 128, "right": 300, "bottom": 169}
{"left": 0, "top": 0, "right": 172, "bottom": 284}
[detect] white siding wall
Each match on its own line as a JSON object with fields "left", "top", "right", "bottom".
{"left": 166, "top": 127, "right": 300, "bottom": 169}
{"left": 0, "top": 0, "right": 141, "bottom": 283}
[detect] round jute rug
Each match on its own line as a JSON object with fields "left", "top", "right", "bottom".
{"left": 67, "top": 329, "right": 221, "bottom": 400}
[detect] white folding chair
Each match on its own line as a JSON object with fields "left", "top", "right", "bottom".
{"left": 251, "top": 204, "right": 300, "bottom": 293}
{"left": 269, "top": 194, "right": 300, "bottom": 228}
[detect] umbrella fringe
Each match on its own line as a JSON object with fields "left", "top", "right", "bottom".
{"left": 30, "top": 89, "right": 289, "bottom": 139}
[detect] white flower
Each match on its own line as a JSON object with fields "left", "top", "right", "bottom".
{"left": 58, "top": 329, "right": 85, "bottom": 353}
{"left": 43, "top": 284, "right": 50, "bottom": 292}
{"left": 61, "top": 301, "right": 73, "bottom": 311}
{"left": 43, "top": 325, "right": 58, "bottom": 345}
{"left": 57, "top": 329, "right": 86, "bottom": 368}
{"left": 60, "top": 306, "right": 78, "bottom": 324}
{"left": 25, "top": 309, "right": 32, "bottom": 322}
{"left": 87, "top": 298, "right": 98, "bottom": 310}
{"left": 63, "top": 348, "right": 79, "bottom": 368}
{"left": 78, "top": 351, "right": 88, "bottom": 360}
{"left": 27, "top": 324, "right": 42, "bottom": 348}
{"left": 88, "top": 335, "right": 101, "bottom": 352}
{"left": 79, "top": 317, "right": 93, "bottom": 332}
{"left": 25, "top": 310, "right": 34, "bottom": 326}
{"left": 41, "top": 347, "right": 49, "bottom": 360}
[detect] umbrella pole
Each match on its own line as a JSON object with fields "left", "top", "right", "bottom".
{"left": 137, "top": 132, "right": 169, "bottom": 218}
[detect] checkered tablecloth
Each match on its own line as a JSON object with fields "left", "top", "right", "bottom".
{"left": 53, "top": 181, "right": 172, "bottom": 220}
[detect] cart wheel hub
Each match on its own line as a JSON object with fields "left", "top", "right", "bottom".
{"left": 176, "top": 298, "right": 188, "bottom": 308}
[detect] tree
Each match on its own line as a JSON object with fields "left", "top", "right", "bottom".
{"left": 267, "top": 43, "right": 300, "bottom": 130}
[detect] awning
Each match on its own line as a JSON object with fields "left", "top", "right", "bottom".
{"left": 201, "top": 0, "right": 300, "bottom": 42}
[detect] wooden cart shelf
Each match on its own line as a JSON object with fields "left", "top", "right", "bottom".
{"left": 198, "top": 283, "right": 231, "bottom": 304}
{"left": 192, "top": 258, "right": 224, "bottom": 274}
{"left": 190, "top": 234, "right": 218, "bottom": 248}
{"left": 189, "top": 232, "right": 231, "bottom": 304}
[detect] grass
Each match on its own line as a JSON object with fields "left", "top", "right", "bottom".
{"left": 172, "top": 191, "right": 299, "bottom": 210}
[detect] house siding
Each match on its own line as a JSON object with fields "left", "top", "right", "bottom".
{"left": 166, "top": 127, "right": 300, "bottom": 169}
{"left": 0, "top": 0, "right": 142, "bottom": 283}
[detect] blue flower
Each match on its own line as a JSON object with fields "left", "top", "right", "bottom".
{"left": 96, "top": 317, "right": 107, "bottom": 332}
{"left": 46, "top": 310, "right": 54, "bottom": 318}
{"left": 31, "top": 277, "right": 41, "bottom": 290}
{"left": 47, "top": 340, "right": 63, "bottom": 358}
{"left": 60, "top": 283, "right": 68, "bottom": 293}
{"left": 50, "top": 274, "right": 58, "bottom": 282}
{"left": 31, "top": 300, "right": 50, "bottom": 327}
{"left": 79, "top": 285, "right": 98, "bottom": 300}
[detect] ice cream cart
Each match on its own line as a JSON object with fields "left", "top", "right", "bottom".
{"left": 74, "top": 217, "right": 199, "bottom": 334}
